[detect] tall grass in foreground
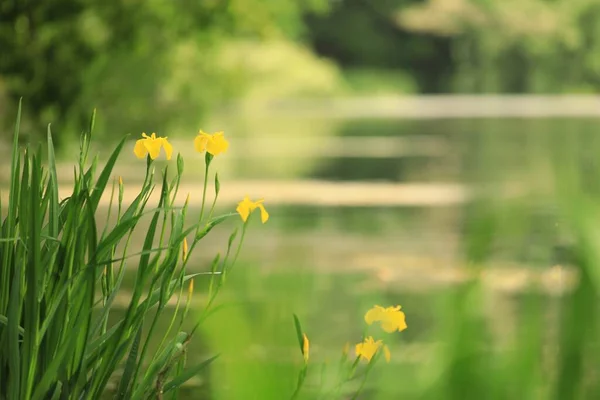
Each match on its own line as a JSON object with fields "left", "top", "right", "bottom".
{"left": 0, "top": 103, "right": 396, "bottom": 400}
{"left": 0, "top": 103, "right": 247, "bottom": 399}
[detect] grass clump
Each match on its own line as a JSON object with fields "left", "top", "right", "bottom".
{"left": 0, "top": 101, "right": 259, "bottom": 399}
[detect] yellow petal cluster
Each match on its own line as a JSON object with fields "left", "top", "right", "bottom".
{"left": 133, "top": 132, "right": 173, "bottom": 160}
{"left": 364, "top": 305, "right": 407, "bottom": 333}
{"left": 355, "top": 336, "right": 391, "bottom": 363}
{"left": 194, "top": 130, "right": 229, "bottom": 156}
{"left": 134, "top": 131, "right": 272, "bottom": 228}
{"left": 236, "top": 196, "right": 269, "bottom": 223}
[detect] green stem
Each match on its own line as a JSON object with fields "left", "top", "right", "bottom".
{"left": 198, "top": 156, "right": 211, "bottom": 224}
{"left": 132, "top": 307, "right": 162, "bottom": 386}
{"left": 325, "top": 356, "right": 360, "bottom": 400}
{"left": 350, "top": 368, "right": 373, "bottom": 400}
{"left": 350, "top": 352, "right": 380, "bottom": 400}
{"left": 189, "top": 224, "right": 247, "bottom": 337}
{"left": 207, "top": 192, "right": 219, "bottom": 221}
{"left": 291, "top": 366, "right": 308, "bottom": 400}
{"left": 223, "top": 223, "right": 247, "bottom": 282}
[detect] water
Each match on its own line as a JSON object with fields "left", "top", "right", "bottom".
{"left": 18, "top": 114, "right": 600, "bottom": 398}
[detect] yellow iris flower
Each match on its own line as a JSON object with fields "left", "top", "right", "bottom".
{"left": 236, "top": 196, "right": 269, "bottom": 223}
{"left": 364, "top": 305, "right": 407, "bottom": 333}
{"left": 133, "top": 132, "right": 173, "bottom": 160}
{"left": 194, "top": 130, "right": 229, "bottom": 156}
{"left": 302, "top": 333, "right": 309, "bottom": 363}
{"left": 355, "top": 336, "right": 391, "bottom": 363}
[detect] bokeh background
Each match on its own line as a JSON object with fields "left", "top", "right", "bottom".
{"left": 3, "top": 0, "right": 600, "bottom": 399}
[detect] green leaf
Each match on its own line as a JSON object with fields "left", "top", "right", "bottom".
{"left": 115, "top": 327, "right": 144, "bottom": 399}
{"left": 7, "top": 254, "right": 22, "bottom": 399}
{"left": 131, "top": 332, "right": 188, "bottom": 400}
{"left": 0, "top": 314, "right": 25, "bottom": 336}
{"left": 94, "top": 214, "right": 142, "bottom": 260}
{"left": 86, "top": 273, "right": 202, "bottom": 361}
{"left": 293, "top": 314, "right": 305, "bottom": 355}
{"left": 163, "top": 354, "right": 220, "bottom": 393}
{"left": 215, "top": 172, "right": 220, "bottom": 196}
{"left": 22, "top": 152, "right": 43, "bottom": 399}
{"left": 177, "top": 153, "right": 184, "bottom": 176}
{"left": 89, "top": 135, "right": 127, "bottom": 212}
{"left": 196, "top": 213, "right": 236, "bottom": 241}
{"left": 47, "top": 124, "right": 59, "bottom": 238}
{"left": 31, "top": 336, "right": 73, "bottom": 400}
{"left": 89, "top": 108, "right": 97, "bottom": 134}
{"left": 49, "top": 382, "right": 62, "bottom": 400}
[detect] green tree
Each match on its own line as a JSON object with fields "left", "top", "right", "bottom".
{"left": 397, "top": 0, "right": 600, "bottom": 93}
{"left": 0, "top": 0, "right": 329, "bottom": 145}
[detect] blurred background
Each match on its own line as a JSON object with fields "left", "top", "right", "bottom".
{"left": 3, "top": 0, "right": 600, "bottom": 399}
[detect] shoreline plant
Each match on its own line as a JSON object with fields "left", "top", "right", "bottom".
{"left": 0, "top": 101, "right": 267, "bottom": 399}
{"left": 0, "top": 101, "right": 406, "bottom": 399}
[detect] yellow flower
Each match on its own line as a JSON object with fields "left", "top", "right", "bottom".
{"left": 194, "top": 130, "right": 229, "bottom": 156}
{"left": 302, "top": 333, "right": 309, "bottom": 363}
{"left": 365, "top": 305, "right": 407, "bottom": 333}
{"left": 355, "top": 336, "right": 391, "bottom": 363}
{"left": 188, "top": 279, "right": 194, "bottom": 298}
{"left": 182, "top": 237, "right": 189, "bottom": 262}
{"left": 134, "top": 132, "right": 173, "bottom": 160}
{"left": 236, "top": 196, "right": 269, "bottom": 223}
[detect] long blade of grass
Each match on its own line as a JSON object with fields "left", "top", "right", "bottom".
{"left": 89, "top": 136, "right": 127, "bottom": 212}
{"left": 19, "top": 151, "right": 42, "bottom": 399}
{"left": 0, "top": 315, "right": 25, "bottom": 335}
{"left": 1, "top": 99, "right": 22, "bottom": 316}
{"left": 7, "top": 247, "right": 23, "bottom": 399}
{"left": 292, "top": 314, "right": 305, "bottom": 355}
{"left": 47, "top": 124, "right": 59, "bottom": 238}
{"left": 162, "top": 354, "right": 220, "bottom": 393}
{"left": 115, "top": 324, "right": 143, "bottom": 399}
{"left": 89, "top": 187, "right": 166, "bottom": 395}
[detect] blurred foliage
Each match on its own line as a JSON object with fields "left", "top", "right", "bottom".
{"left": 0, "top": 0, "right": 333, "bottom": 147}
{"left": 397, "top": 0, "right": 600, "bottom": 93}
{"left": 4, "top": 0, "right": 600, "bottom": 148}
{"left": 304, "top": 0, "right": 455, "bottom": 93}
{"left": 306, "top": 0, "right": 600, "bottom": 94}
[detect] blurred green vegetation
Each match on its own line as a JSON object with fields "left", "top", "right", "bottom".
{"left": 5, "top": 0, "right": 600, "bottom": 148}
{"left": 0, "top": 0, "right": 335, "bottom": 147}
{"left": 3, "top": 1, "right": 600, "bottom": 396}
{"left": 307, "top": 0, "right": 600, "bottom": 93}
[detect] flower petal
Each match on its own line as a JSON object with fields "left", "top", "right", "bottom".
{"left": 364, "top": 305, "right": 385, "bottom": 325}
{"left": 380, "top": 320, "right": 398, "bottom": 333}
{"left": 258, "top": 204, "right": 269, "bottom": 223}
{"left": 145, "top": 138, "right": 161, "bottom": 160}
{"left": 206, "top": 135, "right": 229, "bottom": 156}
{"left": 355, "top": 343, "right": 365, "bottom": 360}
{"left": 383, "top": 345, "right": 391, "bottom": 363}
{"left": 390, "top": 309, "right": 407, "bottom": 332}
{"left": 194, "top": 135, "right": 208, "bottom": 153}
{"left": 236, "top": 198, "right": 252, "bottom": 222}
{"left": 134, "top": 139, "right": 148, "bottom": 159}
{"left": 162, "top": 138, "right": 173, "bottom": 160}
